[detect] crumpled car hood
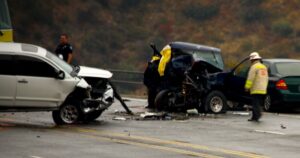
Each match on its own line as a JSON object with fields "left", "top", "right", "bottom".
{"left": 78, "top": 66, "right": 113, "bottom": 79}
{"left": 192, "top": 58, "right": 223, "bottom": 73}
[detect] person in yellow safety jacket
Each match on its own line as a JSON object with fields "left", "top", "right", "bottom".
{"left": 158, "top": 45, "right": 172, "bottom": 77}
{"left": 244, "top": 52, "right": 268, "bottom": 122}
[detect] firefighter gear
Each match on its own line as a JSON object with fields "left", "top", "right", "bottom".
{"left": 249, "top": 52, "right": 262, "bottom": 60}
{"left": 158, "top": 45, "right": 171, "bottom": 76}
{"left": 245, "top": 61, "right": 268, "bottom": 94}
{"left": 151, "top": 55, "right": 160, "bottom": 62}
{"left": 245, "top": 52, "right": 268, "bottom": 121}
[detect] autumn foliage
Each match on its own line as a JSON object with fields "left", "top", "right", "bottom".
{"left": 8, "top": 0, "right": 300, "bottom": 70}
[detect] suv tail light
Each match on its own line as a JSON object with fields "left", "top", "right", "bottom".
{"left": 276, "top": 79, "right": 288, "bottom": 90}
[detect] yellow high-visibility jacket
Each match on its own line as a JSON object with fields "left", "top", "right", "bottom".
{"left": 151, "top": 55, "right": 161, "bottom": 62}
{"left": 245, "top": 61, "right": 268, "bottom": 94}
{"left": 158, "top": 45, "right": 171, "bottom": 76}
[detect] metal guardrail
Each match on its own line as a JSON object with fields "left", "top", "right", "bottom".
{"left": 108, "top": 69, "right": 146, "bottom": 96}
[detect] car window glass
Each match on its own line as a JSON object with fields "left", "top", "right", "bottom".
{"left": 16, "top": 55, "right": 57, "bottom": 78}
{"left": 263, "top": 62, "right": 272, "bottom": 76}
{"left": 0, "top": 0, "right": 12, "bottom": 29}
{"left": 0, "top": 54, "right": 14, "bottom": 75}
{"left": 275, "top": 62, "right": 300, "bottom": 76}
{"left": 193, "top": 51, "right": 224, "bottom": 70}
{"left": 46, "top": 51, "right": 73, "bottom": 75}
{"left": 235, "top": 61, "right": 251, "bottom": 78}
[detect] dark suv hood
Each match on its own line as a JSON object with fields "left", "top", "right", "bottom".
{"left": 192, "top": 58, "right": 223, "bottom": 73}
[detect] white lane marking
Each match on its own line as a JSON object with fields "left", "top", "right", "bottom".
{"left": 31, "top": 156, "right": 43, "bottom": 158}
{"left": 263, "top": 112, "right": 300, "bottom": 119}
{"left": 123, "top": 97, "right": 147, "bottom": 102}
{"left": 253, "top": 130, "right": 286, "bottom": 135}
{"left": 277, "top": 114, "right": 300, "bottom": 119}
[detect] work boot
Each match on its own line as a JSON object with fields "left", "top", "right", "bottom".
{"left": 248, "top": 118, "right": 259, "bottom": 122}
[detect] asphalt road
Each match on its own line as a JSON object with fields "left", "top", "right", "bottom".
{"left": 0, "top": 98, "right": 300, "bottom": 158}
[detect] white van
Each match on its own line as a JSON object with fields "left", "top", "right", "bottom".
{"left": 0, "top": 42, "right": 114, "bottom": 124}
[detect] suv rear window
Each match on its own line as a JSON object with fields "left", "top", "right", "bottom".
{"left": 275, "top": 62, "right": 300, "bottom": 76}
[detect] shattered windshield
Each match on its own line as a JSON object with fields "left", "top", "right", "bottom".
{"left": 192, "top": 51, "right": 224, "bottom": 70}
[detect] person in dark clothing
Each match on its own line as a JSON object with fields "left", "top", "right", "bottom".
{"left": 55, "top": 34, "right": 73, "bottom": 64}
{"left": 143, "top": 44, "right": 161, "bottom": 109}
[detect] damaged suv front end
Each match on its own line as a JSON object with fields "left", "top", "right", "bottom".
{"left": 52, "top": 65, "right": 115, "bottom": 125}
{"left": 78, "top": 66, "right": 114, "bottom": 117}
{"left": 0, "top": 42, "right": 115, "bottom": 125}
{"left": 46, "top": 53, "right": 115, "bottom": 125}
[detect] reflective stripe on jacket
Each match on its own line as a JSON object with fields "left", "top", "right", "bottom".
{"left": 151, "top": 55, "right": 160, "bottom": 62}
{"left": 158, "top": 45, "right": 171, "bottom": 76}
{"left": 245, "top": 61, "right": 268, "bottom": 94}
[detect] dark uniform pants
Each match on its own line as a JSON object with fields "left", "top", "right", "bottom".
{"left": 251, "top": 94, "right": 265, "bottom": 120}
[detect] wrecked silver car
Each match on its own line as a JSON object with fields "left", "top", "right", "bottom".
{"left": 0, "top": 42, "right": 114, "bottom": 124}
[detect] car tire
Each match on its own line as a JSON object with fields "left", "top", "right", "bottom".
{"left": 263, "top": 94, "right": 273, "bottom": 112}
{"left": 154, "top": 90, "right": 175, "bottom": 111}
{"left": 52, "top": 101, "right": 83, "bottom": 125}
{"left": 204, "top": 90, "right": 227, "bottom": 114}
{"left": 83, "top": 110, "right": 104, "bottom": 122}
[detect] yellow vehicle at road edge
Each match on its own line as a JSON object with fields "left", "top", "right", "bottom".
{"left": 0, "top": 0, "right": 13, "bottom": 42}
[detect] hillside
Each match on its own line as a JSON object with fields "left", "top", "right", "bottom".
{"left": 7, "top": 0, "right": 300, "bottom": 70}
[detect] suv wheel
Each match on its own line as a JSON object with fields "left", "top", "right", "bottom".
{"left": 155, "top": 90, "right": 175, "bottom": 111}
{"left": 204, "top": 91, "right": 227, "bottom": 114}
{"left": 52, "top": 102, "right": 83, "bottom": 125}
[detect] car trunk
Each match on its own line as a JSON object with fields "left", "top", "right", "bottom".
{"left": 278, "top": 76, "right": 300, "bottom": 102}
{"left": 284, "top": 76, "right": 300, "bottom": 93}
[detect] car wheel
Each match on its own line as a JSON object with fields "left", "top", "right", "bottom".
{"left": 83, "top": 110, "right": 104, "bottom": 122}
{"left": 52, "top": 102, "right": 83, "bottom": 125}
{"left": 263, "top": 95, "right": 272, "bottom": 112}
{"left": 154, "top": 90, "right": 175, "bottom": 111}
{"left": 204, "top": 90, "right": 227, "bottom": 114}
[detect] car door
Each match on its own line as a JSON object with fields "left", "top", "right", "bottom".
{"left": 14, "top": 55, "right": 68, "bottom": 107}
{"left": 225, "top": 59, "right": 252, "bottom": 104}
{"left": 0, "top": 54, "right": 16, "bottom": 106}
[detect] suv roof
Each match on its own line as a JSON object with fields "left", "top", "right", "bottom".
{"left": 170, "top": 41, "right": 221, "bottom": 53}
{"left": 0, "top": 42, "right": 47, "bottom": 57}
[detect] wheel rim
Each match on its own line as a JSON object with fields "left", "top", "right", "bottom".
{"left": 210, "top": 96, "right": 223, "bottom": 113}
{"left": 167, "top": 92, "right": 176, "bottom": 107}
{"left": 264, "top": 95, "right": 271, "bottom": 111}
{"left": 60, "top": 104, "right": 79, "bottom": 124}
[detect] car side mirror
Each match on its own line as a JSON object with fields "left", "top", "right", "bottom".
{"left": 56, "top": 70, "right": 65, "bottom": 80}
